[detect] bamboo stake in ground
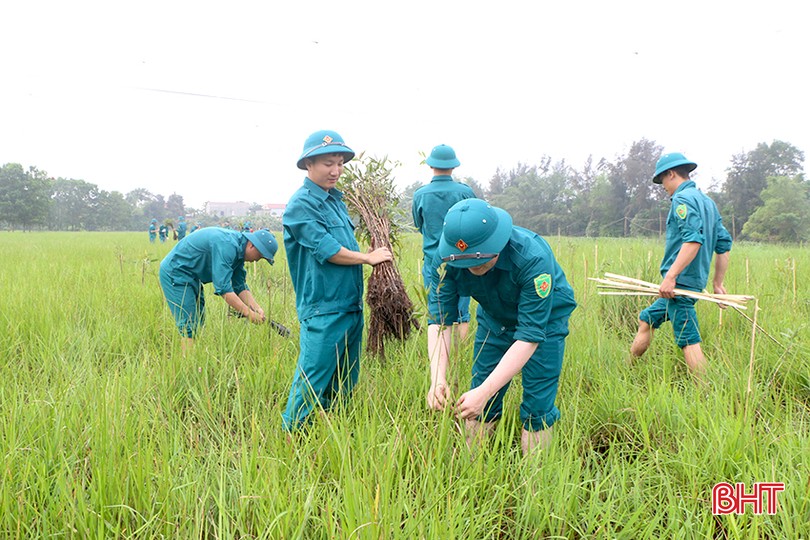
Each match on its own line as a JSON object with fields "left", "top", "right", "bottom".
{"left": 747, "top": 299, "right": 760, "bottom": 394}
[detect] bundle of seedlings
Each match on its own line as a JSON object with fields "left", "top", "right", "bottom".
{"left": 340, "top": 153, "right": 419, "bottom": 359}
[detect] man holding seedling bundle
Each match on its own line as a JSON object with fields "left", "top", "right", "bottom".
{"left": 158, "top": 223, "right": 168, "bottom": 243}
{"left": 159, "top": 227, "right": 278, "bottom": 352}
{"left": 629, "top": 152, "right": 732, "bottom": 377}
{"left": 412, "top": 144, "right": 476, "bottom": 343}
{"left": 425, "top": 199, "right": 577, "bottom": 456}
{"left": 281, "top": 129, "right": 392, "bottom": 432}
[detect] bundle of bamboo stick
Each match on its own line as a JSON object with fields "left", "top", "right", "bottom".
{"left": 589, "top": 272, "right": 754, "bottom": 310}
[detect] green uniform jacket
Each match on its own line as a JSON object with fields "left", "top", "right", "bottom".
{"left": 283, "top": 178, "right": 364, "bottom": 321}
{"left": 428, "top": 227, "right": 576, "bottom": 343}
{"left": 662, "top": 180, "right": 732, "bottom": 291}
{"left": 412, "top": 175, "right": 476, "bottom": 262}
{"left": 160, "top": 227, "right": 248, "bottom": 295}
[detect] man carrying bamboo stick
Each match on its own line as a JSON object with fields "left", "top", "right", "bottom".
{"left": 281, "top": 130, "right": 392, "bottom": 432}
{"left": 425, "top": 199, "right": 577, "bottom": 456}
{"left": 412, "top": 144, "right": 476, "bottom": 343}
{"left": 630, "top": 152, "right": 733, "bottom": 377}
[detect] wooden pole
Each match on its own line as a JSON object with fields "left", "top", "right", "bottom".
{"left": 746, "top": 299, "right": 759, "bottom": 394}
{"left": 746, "top": 258, "right": 750, "bottom": 287}
{"left": 583, "top": 256, "right": 588, "bottom": 304}
{"left": 793, "top": 258, "right": 797, "bottom": 301}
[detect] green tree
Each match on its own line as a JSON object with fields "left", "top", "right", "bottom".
{"left": 50, "top": 178, "right": 100, "bottom": 230}
{"left": 397, "top": 180, "right": 423, "bottom": 230}
{"left": 0, "top": 163, "right": 52, "bottom": 230}
{"left": 461, "top": 176, "right": 485, "bottom": 199}
{"left": 602, "top": 139, "right": 664, "bottom": 236}
{"left": 723, "top": 140, "right": 805, "bottom": 237}
{"left": 741, "top": 176, "right": 810, "bottom": 242}
{"left": 166, "top": 193, "right": 186, "bottom": 219}
{"left": 93, "top": 190, "right": 133, "bottom": 231}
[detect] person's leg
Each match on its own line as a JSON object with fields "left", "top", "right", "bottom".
{"left": 521, "top": 427, "right": 553, "bottom": 456}
{"left": 465, "top": 319, "right": 511, "bottom": 450}
{"left": 630, "top": 321, "right": 654, "bottom": 357}
{"left": 465, "top": 418, "right": 498, "bottom": 449}
{"left": 159, "top": 268, "right": 203, "bottom": 350}
{"left": 329, "top": 311, "right": 363, "bottom": 409}
{"left": 282, "top": 313, "right": 359, "bottom": 432}
{"left": 631, "top": 298, "right": 668, "bottom": 359}
{"left": 520, "top": 335, "right": 565, "bottom": 458}
{"left": 683, "top": 344, "right": 706, "bottom": 377}
{"left": 668, "top": 297, "right": 705, "bottom": 378}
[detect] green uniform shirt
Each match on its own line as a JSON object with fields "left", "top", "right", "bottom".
{"left": 412, "top": 175, "right": 476, "bottom": 263}
{"left": 662, "top": 180, "right": 732, "bottom": 291}
{"left": 177, "top": 221, "right": 188, "bottom": 239}
{"left": 160, "top": 227, "right": 248, "bottom": 295}
{"left": 428, "top": 227, "right": 576, "bottom": 343}
{"left": 283, "top": 177, "right": 364, "bottom": 321}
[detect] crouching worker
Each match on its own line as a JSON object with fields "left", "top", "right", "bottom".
{"left": 426, "top": 199, "right": 576, "bottom": 456}
{"left": 159, "top": 227, "right": 278, "bottom": 352}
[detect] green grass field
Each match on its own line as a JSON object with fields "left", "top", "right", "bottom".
{"left": 1, "top": 231, "right": 808, "bottom": 539}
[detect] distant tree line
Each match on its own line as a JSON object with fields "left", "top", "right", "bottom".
{"left": 3, "top": 138, "right": 808, "bottom": 242}
{"left": 0, "top": 167, "right": 282, "bottom": 233}
{"left": 398, "top": 139, "right": 808, "bottom": 243}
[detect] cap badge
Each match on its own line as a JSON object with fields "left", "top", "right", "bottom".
{"left": 455, "top": 239, "right": 468, "bottom": 252}
{"left": 322, "top": 135, "right": 333, "bottom": 144}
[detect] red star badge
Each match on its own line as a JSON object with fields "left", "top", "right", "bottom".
{"left": 455, "top": 239, "right": 468, "bottom": 252}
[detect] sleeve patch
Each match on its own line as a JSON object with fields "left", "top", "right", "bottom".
{"left": 534, "top": 273, "right": 551, "bottom": 298}
{"left": 676, "top": 204, "right": 688, "bottom": 219}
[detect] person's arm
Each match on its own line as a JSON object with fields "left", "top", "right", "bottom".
{"left": 222, "top": 292, "right": 264, "bottom": 323}
{"left": 328, "top": 246, "right": 392, "bottom": 266}
{"left": 455, "top": 340, "right": 539, "bottom": 420}
{"left": 660, "top": 242, "right": 701, "bottom": 298}
{"left": 712, "top": 251, "right": 730, "bottom": 296}
{"left": 426, "top": 324, "right": 453, "bottom": 409}
{"left": 238, "top": 289, "right": 265, "bottom": 319}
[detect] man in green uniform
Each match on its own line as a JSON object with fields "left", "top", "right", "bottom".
{"left": 630, "top": 152, "right": 732, "bottom": 377}
{"left": 282, "top": 129, "right": 392, "bottom": 432}
{"left": 412, "top": 144, "right": 476, "bottom": 342}
{"left": 177, "top": 216, "right": 188, "bottom": 241}
{"left": 426, "top": 199, "right": 577, "bottom": 456}
{"left": 149, "top": 218, "right": 157, "bottom": 243}
{"left": 158, "top": 223, "right": 168, "bottom": 243}
{"left": 159, "top": 227, "right": 278, "bottom": 352}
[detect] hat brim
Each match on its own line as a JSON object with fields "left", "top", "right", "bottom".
{"left": 438, "top": 207, "right": 513, "bottom": 268}
{"left": 652, "top": 160, "right": 697, "bottom": 184}
{"left": 426, "top": 157, "right": 460, "bottom": 169}
{"left": 297, "top": 145, "right": 355, "bottom": 170}
{"left": 245, "top": 232, "right": 276, "bottom": 264}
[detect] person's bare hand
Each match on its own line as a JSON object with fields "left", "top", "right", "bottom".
{"left": 713, "top": 282, "right": 728, "bottom": 310}
{"left": 659, "top": 275, "right": 677, "bottom": 299}
{"left": 367, "top": 247, "right": 393, "bottom": 266}
{"left": 427, "top": 382, "right": 450, "bottom": 410}
{"left": 248, "top": 310, "right": 266, "bottom": 323}
{"left": 455, "top": 387, "right": 489, "bottom": 420}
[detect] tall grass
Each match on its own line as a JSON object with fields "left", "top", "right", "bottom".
{"left": 0, "top": 232, "right": 807, "bottom": 538}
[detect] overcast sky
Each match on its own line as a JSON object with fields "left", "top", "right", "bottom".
{"left": 2, "top": 1, "right": 808, "bottom": 209}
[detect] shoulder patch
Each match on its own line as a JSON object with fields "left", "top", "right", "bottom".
{"left": 534, "top": 273, "right": 551, "bottom": 298}
{"left": 676, "top": 204, "right": 688, "bottom": 219}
